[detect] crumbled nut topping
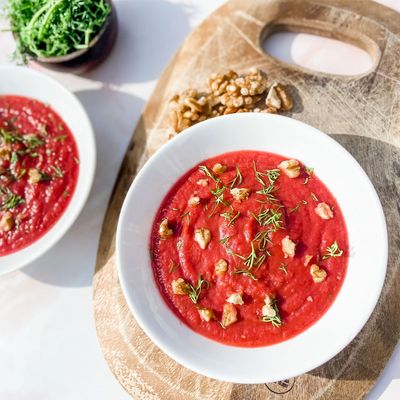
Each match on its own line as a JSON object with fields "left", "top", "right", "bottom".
{"left": 315, "top": 202, "right": 334, "bottom": 220}
{"left": 194, "top": 227, "right": 211, "bottom": 249}
{"left": 262, "top": 295, "right": 276, "bottom": 317}
{"left": 159, "top": 218, "right": 173, "bottom": 239}
{"left": 188, "top": 195, "right": 200, "bottom": 207}
{"left": 0, "top": 211, "right": 14, "bottom": 232}
{"left": 198, "top": 308, "right": 214, "bottom": 322}
{"left": 221, "top": 303, "right": 238, "bottom": 327}
{"left": 168, "top": 69, "right": 293, "bottom": 135}
{"left": 215, "top": 258, "right": 228, "bottom": 275}
{"left": 230, "top": 187, "right": 250, "bottom": 202}
{"left": 171, "top": 278, "right": 190, "bottom": 295}
{"left": 0, "top": 145, "right": 11, "bottom": 161}
{"left": 310, "top": 264, "right": 327, "bottom": 283}
{"left": 212, "top": 163, "right": 226, "bottom": 175}
{"left": 281, "top": 235, "right": 296, "bottom": 258}
{"left": 226, "top": 293, "right": 244, "bottom": 305}
{"left": 304, "top": 254, "right": 313, "bottom": 266}
{"left": 28, "top": 168, "right": 41, "bottom": 184}
{"left": 278, "top": 159, "right": 301, "bottom": 178}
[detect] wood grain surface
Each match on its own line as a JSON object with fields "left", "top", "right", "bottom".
{"left": 93, "top": 0, "right": 400, "bottom": 398}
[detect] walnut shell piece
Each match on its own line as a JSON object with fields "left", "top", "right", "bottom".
{"left": 315, "top": 202, "right": 334, "bottom": 220}
{"left": 310, "top": 264, "right": 327, "bottom": 283}
{"left": 278, "top": 159, "right": 301, "bottom": 178}
{"left": 0, "top": 212, "right": 14, "bottom": 232}
{"left": 221, "top": 303, "right": 238, "bottom": 327}
{"left": 194, "top": 227, "right": 211, "bottom": 250}
{"left": 171, "top": 278, "right": 190, "bottom": 295}
{"left": 159, "top": 218, "right": 173, "bottom": 239}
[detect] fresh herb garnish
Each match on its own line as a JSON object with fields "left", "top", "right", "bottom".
{"left": 9, "top": 0, "right": 112, "bottom": 61}
{"left": 219, "top": 236, "right": 231, "bottom": 245}
{"left": 209, "top": 181, "right": 229, "bottom": 216}
{"left": 311, "top": 192, "right": 319, "bottom": 202}
{"left": 279, "top": 263, "right": 288, "bottom": 275}
{"left": 24, "top": 135, "right": 44, "bottom": 149}
{"left": 40, "top": 171, "right": 53, "bottom": 181}
{"left": 289, "top": 200, "right": 308, "bottom": 213}
{"left": 180, "top": 211, "right": 191, "bottom": 225}
{"left": 228, "top": 166, "right": 243, "bottom": 188}
{"left": 0, "top": 128, "right": 23, "bottom": 143}
{"left": 51, "top": 165, "right": 64, "bottom": 178}
{"left": 233, "top": 268, "right": 258, "bottom": 280}
{"left": 54, "top": 135, "right": 67, "bottom": 142}
{"left": 187, "top": 275, "right": 209, "bottom": 303}
{"left": 10, "top": 151, "right": 19, "bottom": 165}
{"left": 73, "top": 157, "right": 80, "bottom": 165}
{"left": 0, "top": 188, "right": 25, "bottom": 210}
{"left": 252, "top": 207, "right": 283, "bottom": 231}
{"left": 253, "top": 229, "right": 272, "bottom": 251}
{"left": 261, "top": 298, "right": 282, "bottom": 327}
{"left": 168, "top": 260, "right": 180, "bottom": 274}
{"left": 199, "top": 165, "right": 219, "bottom": 183}
{"left": 244, "top": 241, "right": 266, "bottom": 269}
{"left": 323, "top": 241, "right": 343, "bottom": 260}
{"left": 303, "top": 166, "right": 314, "bottom": 184}
{"left": 220, "top": 207, "right": 240, "bottom": 226}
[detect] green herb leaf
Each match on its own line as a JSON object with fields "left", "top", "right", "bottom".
{"left": 50, "top": 165, "right": 64, "bottom": 178}
{"left": 0, "top": 188, "right": 25, "bottom": 210}
{"left": 322, "top": 241, "right": 343, "bottom": 260}
{"left": 233, "top": 268, "right": 258, "bottom": 280}
{"left": 228, "top": 166, "right": 243, "bottom": 188}
{"left": 187, "top": 275, "right": 209, "bottom": 303}
{"left": 260, "top": 298, "right": 282, "bottom": 327}
{"left": 279, "top": 263, "right": 288, "bottom": 275}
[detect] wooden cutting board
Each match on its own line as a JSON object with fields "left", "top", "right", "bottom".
{"left": 93, "top": 0, "right": 400, "bottom": 398}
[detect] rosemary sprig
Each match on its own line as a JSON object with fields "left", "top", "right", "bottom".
{"left": 228, "top": 166, "right": 243, "bottom": 188}
{"left": 219, "top": 236, "right": 231, "bottom": 245}
{"left": 303, "top": 166, "right": 314, "bottom": 184}
{"left": 252, "top": 207, "right": 283, "bottom": 231}
{"left": 244, "top": 241, "right": 266, "bottom": 269}
{"left": 199, "top": 165, "right": 219, "bottom": 183}
{"left": 279, "top": 263, "right": 288, "bottom": 275}
{"left": 289, "top": 200, "right": 308, "bottom": 213}
{"left": 0, "top": 188, "right": 25, "bottom": 210}
{"left": 233, "top": 268, "right": 258, "bottom": 280}
{"left": 261, "top": 298, "right": 282, "bottom": 327}
{"left": 220, "top": 207, "right": 240, "bottom": 226}
{"left": 168, "top": 260, "right": 180, "bottom": 274}
{"left": 50, "top": 165, "right": 64, "bottom": 178}
{"left": 180, "top": 211, "right": 191, "bottom": 225}
{"left": 323, "top": 241, "right": 343, "bottom": 260}
{"left": 253, "top": 229, "right": 272, "bottom": 251}
{"left": 187, "top": 275, "right": 209, "bottom": 304}
{"left": 311, "top": 192, "right": 319, "bottom": 202}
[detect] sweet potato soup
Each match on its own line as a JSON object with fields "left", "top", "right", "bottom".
{"left": 0, "top": 95, "right": 79, "bottom": 256}
{"left": 150, "top": 151, "right": 348, "bottom": 347}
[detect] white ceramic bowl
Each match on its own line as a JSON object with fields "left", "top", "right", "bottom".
{"left": 0, "top": 66, "right": 96, "bottom": 274}
{"left": 117, "top": 113, "right": 387, "bottom": 383}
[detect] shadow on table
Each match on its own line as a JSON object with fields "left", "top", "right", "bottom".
{"left": 22, "top": 89, "right": 145, "bottom": 287}
{"left": 85, "top": 0, "right": 193, "bottom": 85}
{"left": 304, "top": 135, "right": 399, "bottom": 397}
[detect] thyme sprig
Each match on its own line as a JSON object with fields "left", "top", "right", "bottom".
{"left": 219, "top": 235, "right": 231, "bottom": 245}
{"left": 187, "top": 275, "right": 209, "bottom": 304}
{"left": 253, "top": 229, "right": 272, "bottom": 252}
{"left": 323, "top": 241, "right": 343, "bottom": 260}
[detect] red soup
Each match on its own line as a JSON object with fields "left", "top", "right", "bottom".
{"left": 0, "top": 95, "right": 79, "bottom": 256}
{"left": 150, "top": 151, "right": 348, "bottom": 347}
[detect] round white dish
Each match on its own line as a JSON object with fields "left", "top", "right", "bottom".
{"left": 116, "top": 113, "right": 387, "bottom": 383}
{"left": 0, "top": 66, "right": 96, "bottom": 274}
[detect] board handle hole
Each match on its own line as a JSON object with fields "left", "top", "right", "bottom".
{"left": 261, "top": 24, "right": 379, "bottom": 77}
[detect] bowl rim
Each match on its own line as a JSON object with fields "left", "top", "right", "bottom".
{"left": 116, "top": 113, "right": 388, "bottom": 383}
{"left": 0, "top": 65, "right": 96, "bottom": 274}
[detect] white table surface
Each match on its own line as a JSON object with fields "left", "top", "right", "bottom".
{"left": 1, "top": 1, "right": 400, "bottom": 399}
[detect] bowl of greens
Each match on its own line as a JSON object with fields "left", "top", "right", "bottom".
{"left": 8, "top": 0, "right": 117, "bottom": 72}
